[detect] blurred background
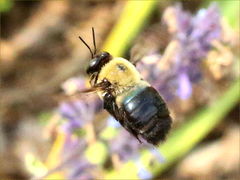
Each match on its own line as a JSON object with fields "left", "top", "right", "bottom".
{"left": 0, "top": 0, "right": 239, "bottom": 179}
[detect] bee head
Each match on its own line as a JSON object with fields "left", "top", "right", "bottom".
{"left": 78, "top": 28, "right": 112, "bottom": 75}
{"left": 87, "top": 52, "right": 112, "bottom": 74}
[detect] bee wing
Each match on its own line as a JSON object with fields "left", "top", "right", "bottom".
{"left": 55, "top": 78, "right": 112, "bottom": 102}
{"left": 53, "top": 88, "right": 98, "bottom": 102}
{"left": 130, "top": 23, "right": 170, "bottom": 65}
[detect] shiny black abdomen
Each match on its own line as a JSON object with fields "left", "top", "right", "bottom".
{"left": 122, "top": 86, "right": 172, "bottom": 145}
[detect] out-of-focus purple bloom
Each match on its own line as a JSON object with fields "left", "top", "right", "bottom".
{"left": 51, "top": 3, "right": 224, "bottom": 179}
{"left": 65, "top": 155, "right": 96, "bottom": 180}
{"left": 58, "top": 77, "right": 102, "bottom": 134}
{"left": 135, "top": 159, "right": 153, "bottom": 180}
{"left": 63, "top": 133, "right": 82, "bottom": 152}
{"left": 138, "top": 54, "right": 163, "bottom": 81}
{"left": 61, "top": 77, "right": 87, "bottom": 95}
{"left": 148, "top": 147, "right": 166, "bottom": 163}
{"left": 192, "top": 4, "right": 221, "bottom": 46}
{"left": 109, "top": 129, "right": 142, "bottom": 162}
{"left": 68, "top": 160, "right": 95, "bottom": 180}
{"left": 59, "top": 101, "right": 85, "bottom": 132}
{"left": 58, "top": 137, "right": 96, "bottom": 179}
{"left": 59, "top": 98, "right": 101, "bottom": 133}
{"left": 56, "top": 77, "right": 104, "bottom": 179}
{"left": 107, "top": 116, "right": 121, "bottom": 128}
{"left": 137, "top": 3, "right": 221, "bottom": 101}
{"left": 177, "top": 72, "right": 192, "bottom": 99}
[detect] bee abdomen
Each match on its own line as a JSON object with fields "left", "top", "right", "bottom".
{"left": 123, "top": 86, "right": 172, "bottom": 145}
{"left": 141, "top": 114, "right": 171, "bottom": 145}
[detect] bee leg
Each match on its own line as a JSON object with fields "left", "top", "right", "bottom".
{"left": 103, "top": 92, "right": 118, "bottom": 118}
{"left": 120, "top": 109, "right": 142, "bottom": 144}
{"left": 126, "top": 126, "right": 142, "bottom": 143}
{"left": 93, "top": 73, "right": 99, "bottom": 86}
{"left": 93, "top": 78, "right": 111, "bottom": 89}
{"left": 103, "top": 91, "right": 123, "bottom": 122}
{"left": 89, "top": 73, "right": 96, "bottom": 86}
{"left": 125, "top": 123, "right": 142, "bottom": 144}
{"left": 103, "top": 92, "right": 142, "bottom": 144}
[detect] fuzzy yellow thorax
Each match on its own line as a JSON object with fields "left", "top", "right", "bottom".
{"left": 97, "top": 57, "right": 142, "bottom": 88}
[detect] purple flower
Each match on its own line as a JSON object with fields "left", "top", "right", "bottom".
{"left": 177, "top": 72, "right": 192, "bottom": 99}
{"left": 109, "top": 129, "right": 142, "bottom": 162}
{"left": 61, "top": 77, "right": 87, "bottom": 95}
{"left": 137, "top": 3, "right": 222, "bottom": 101}
{"left": 148, "top": 147, "right": 166, "bottom": 163}
{"left": 59, "top": 97, "right": 101, "bottom": 134}
{"left": 59, "top": 101, "right": 84, "bottom": 132}
{"left": 58, "top": 76, "right": 102, "bottom": 134}
{"left": 68, "top": 160, "right": 95, "bottom": 180}
{"left": 50, "top": 3, "right": 224, "bottom": 180}
{"left": 135, "top": 159, "right": 153, "bottom": 179}
{"left": 57, "top": 135, "right": 96, "bottom": 180}
{"left": 191, "top": 3, "right": 221, "bottom": 46}
{"left": 107, "top": 116, "right": 121, "bottom": 128}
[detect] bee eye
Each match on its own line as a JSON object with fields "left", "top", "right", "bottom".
{"left": 87, "top": 58, "right": 98, "bottom": 74}
{"left": 101, "top": 52, "right": 110, "bottom": 58}
{"left": 89, "top": 58, "right": 98, "bottom": 68}
{"left": 86, "top": 52, "right": 112, "bottom": 74}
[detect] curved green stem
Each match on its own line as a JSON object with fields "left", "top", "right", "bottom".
{"left": 105, "top": 80, "right": 239, "bottom": 179}
{"left": 102, "top": 0, "right": 158, "bottom": 57}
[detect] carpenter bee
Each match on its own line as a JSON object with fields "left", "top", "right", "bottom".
{"left": 79, "top": 28, "right": 172, "bottom": 145}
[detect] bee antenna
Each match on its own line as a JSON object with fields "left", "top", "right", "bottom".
{"left": 92, "top": 27, "right": 97, "bottom": 55}
{"left": 78, "top": 36, "right": 94, "bottom": 58}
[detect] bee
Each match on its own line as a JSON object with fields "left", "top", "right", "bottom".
{"left": 79, "top": 28, "right": 172, "bottom": 145}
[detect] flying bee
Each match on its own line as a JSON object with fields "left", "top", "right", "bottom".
{"left": 78, "top": 28, "right": 172, "bottom": 145}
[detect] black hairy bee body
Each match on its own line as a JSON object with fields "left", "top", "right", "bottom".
{"left": 78, "top": 28, "right": 172, "bottom": 145}
{"left": 103, "top": 86, "right": 171, "bottom": 145}
{"left": 122, "top": 86, "right": 171, "bottom": 145}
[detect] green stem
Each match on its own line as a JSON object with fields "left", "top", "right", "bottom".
{"left": 105, "top": 80, "right": 239, "bottom": 179}
{"left": 102, "top": 0, "right": 158, "bottom": 57}
{"left": 146, "top": 80, "right": 240, "bottom": 174}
